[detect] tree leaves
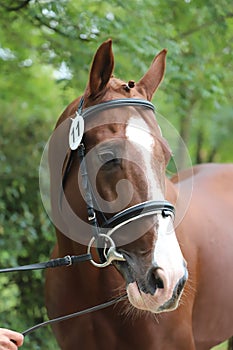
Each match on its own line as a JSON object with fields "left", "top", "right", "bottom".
{"left": 0, "top": 1, "right": 232, "bottom": 349}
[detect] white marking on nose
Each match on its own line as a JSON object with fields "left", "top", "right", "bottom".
{"left": 153, "top": 214, "right": 185, "bottom": 285}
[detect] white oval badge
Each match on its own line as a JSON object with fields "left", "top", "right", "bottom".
{"left": 69, "top": 112, "right": 84, "bottom": 150}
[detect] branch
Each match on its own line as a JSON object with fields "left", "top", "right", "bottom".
{"left": 0, "top": 0, "right": 31, "bottom": 11}
{"left": 181, "top": 12, "right": 233, "bottom": 37}
{"left": 33, "top": 14, "right": 74, "bottom": 38}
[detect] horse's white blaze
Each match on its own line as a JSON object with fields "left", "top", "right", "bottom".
{"left": 125, "top": 116, "right": 164, "bottom": 201}
{"left": 126, "top": 116, "right": 186, "bottom": 313}
{"left": 154, "top": 215, "right": 184, "bottom": 271}
{"left": 153, "top": 214, "right": 185, "bottom": 294}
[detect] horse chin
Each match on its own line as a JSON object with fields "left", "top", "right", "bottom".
{"left": 126, "top": 281, "right": 180, "bottom": 314}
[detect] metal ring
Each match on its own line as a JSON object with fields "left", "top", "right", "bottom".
{"left": 87, "top": 234, "right": 116, "bottom": 268}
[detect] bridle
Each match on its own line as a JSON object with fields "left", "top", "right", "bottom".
{"left": 63, "top": 97, "right": 175, "bottom": 267}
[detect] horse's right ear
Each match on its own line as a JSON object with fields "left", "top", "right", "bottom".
{"left": 86, "top": 39, "right": 114, "bottom": 99}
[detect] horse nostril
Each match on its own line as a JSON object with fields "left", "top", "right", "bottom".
{"left": 174, "top": 273, "right": 187, "bottom": 297}
{"left": 151, "top": 268, "right": 164, "bottom": 289}
{"left": 155, "top": 276, "right": 164, "bottom": 289}
{"left": 146, "top": 267, "right": 164, "bottom": 295}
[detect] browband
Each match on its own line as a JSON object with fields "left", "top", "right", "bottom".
{"left": 78, "top": 98, "right": 155, "bottom": 120}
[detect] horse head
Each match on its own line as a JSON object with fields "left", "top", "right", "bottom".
{"left": 52, "top": 39, "right": 188, "bottom": 314}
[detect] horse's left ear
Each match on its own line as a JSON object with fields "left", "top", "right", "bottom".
{"left": 136, "top": 49, "right": 167, "bottom": 101}
{"left": 86, "top": 39, "right": 114, "bottom": 99}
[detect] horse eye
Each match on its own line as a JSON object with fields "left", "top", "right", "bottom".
{"left": 98, "top": 151, "right": 115, "bottom": 163}
{"left": 98, "top": 151, "right": 120, "bottom": 169}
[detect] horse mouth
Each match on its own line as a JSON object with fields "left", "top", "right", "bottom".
{"left": 113, "top": 259, "right": 135, "bottom": 285}
{"left": 114, "top": 259, "right": 187, "bottom": 314}
{"left": 126, "top": 279, "right": 184, "bottom": 314}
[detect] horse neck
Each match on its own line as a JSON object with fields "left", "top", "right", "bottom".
{"left": 165, "top": 175, "right": 191, "bottom": 231}
{"left": 55, "top": 230, "right": 85, "bottom": 255}
{"left": 165, "top": 177, "right": 178, "bottom": 204}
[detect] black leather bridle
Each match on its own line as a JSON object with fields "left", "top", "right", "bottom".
{"left": 63, "top": 97, "right": 175, "bottom": 267}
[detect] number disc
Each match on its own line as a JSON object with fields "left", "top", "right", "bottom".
{"left": 69, "top": 113, "right": 84, "bottom": 150}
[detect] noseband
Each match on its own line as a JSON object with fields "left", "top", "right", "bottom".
{"left": 63, "top": 98, "right": 175, "bottom": 267}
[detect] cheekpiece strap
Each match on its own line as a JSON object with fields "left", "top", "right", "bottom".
{"left": 77, "top": 96, "right": 85, "bottom": 115}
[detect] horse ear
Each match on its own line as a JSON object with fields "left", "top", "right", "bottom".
{"left": 87, "top": 39, "right": 114, "bottom": 99}
{"left": 136, "top": 49, "right": 167, "bottom": 101}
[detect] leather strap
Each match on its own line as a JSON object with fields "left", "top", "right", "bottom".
{"left": 0, "top": 254, "right": 92, "bottom": 273}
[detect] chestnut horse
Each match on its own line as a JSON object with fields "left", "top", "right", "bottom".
{"left": 45, "top": 40, "right": 233, "bottom": 349}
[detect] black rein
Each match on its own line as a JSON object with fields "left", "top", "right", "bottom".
{"left": 0, "top": 254, "right": 127, "bottom": 337}
{"left": 0, "top": 254, "right": 91, "bottom": 273}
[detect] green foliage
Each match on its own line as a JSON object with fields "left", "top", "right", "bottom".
{"left": 213, "top": 341, "right": 228, "bottom": 349}
{"left": 0, "top": 1, "right": 232, "bottom": 349}
{"left": 0, "top": 70, "right": 59, "bottom": 347}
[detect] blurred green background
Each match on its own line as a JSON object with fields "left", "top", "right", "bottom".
{"left": 0, "top": 1, "right": 232, "bottom": 349}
